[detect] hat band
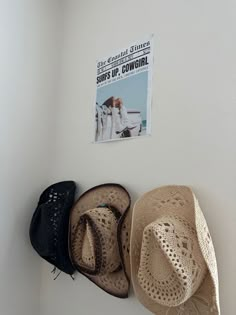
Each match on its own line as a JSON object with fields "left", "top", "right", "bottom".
{"left": 97, "top": 203, "right": 122, "bottom": 220}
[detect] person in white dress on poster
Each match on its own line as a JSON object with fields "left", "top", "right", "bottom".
{"left": 95, "top": 97, "right": 134, "bottom": 142}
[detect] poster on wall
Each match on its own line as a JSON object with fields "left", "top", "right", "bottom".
{"left": 94, "top": 34, "right": 154, "bottom": 143}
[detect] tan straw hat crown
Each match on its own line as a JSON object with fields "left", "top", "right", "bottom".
{"left": 130, "top": 186, "right": 220, "bottom": 314}
{"left": 70, "top": 183, "right": 131, "bottom": 298}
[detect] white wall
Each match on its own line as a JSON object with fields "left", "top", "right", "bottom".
{"left": 40, "top": 1, "right": 236, "bottom": 314}
{"left": 2, "top": 0, "right": 233, "bottom": 314}
{"left": 0, "top": 1, "right": 61, "bottom": 315}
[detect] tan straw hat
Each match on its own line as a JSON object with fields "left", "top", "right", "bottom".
{"left": 70, "top": 183, "right": 131, "bottom": 298}
{"left": 130, "top": 186, "right": 220, "bottom": 314}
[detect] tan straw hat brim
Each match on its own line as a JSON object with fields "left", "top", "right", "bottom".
{"left": 70, "top": 183, "right": 131, "bottom": 298}
{"left": 130, "top": 186, "right": 220, "bottom": 314}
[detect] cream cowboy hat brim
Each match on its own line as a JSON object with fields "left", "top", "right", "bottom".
{"left": 69, "top": 183, "right": 131, "bottom": 298}
{"left": 130, "top": 186, "right": 220, "bottom": 314}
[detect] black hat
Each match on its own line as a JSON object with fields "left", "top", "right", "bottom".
{"left": 29, "top": 181, "right": 76, "bottom": 275}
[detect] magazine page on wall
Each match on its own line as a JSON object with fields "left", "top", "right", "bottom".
{"left": 94, "top": 35, "right": 154, "bottom": 143}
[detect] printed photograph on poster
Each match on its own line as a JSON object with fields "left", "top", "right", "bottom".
{"left": 94, "top": 35, "right": 154, "bottom": 143}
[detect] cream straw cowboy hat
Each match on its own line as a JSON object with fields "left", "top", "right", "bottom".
{"left": 69, "top": 183, "right": 131, "bottom": 298}
{"left": 130, "top": 186, "right": 220, "bottom": 314}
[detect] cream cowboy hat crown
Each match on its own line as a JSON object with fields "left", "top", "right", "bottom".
{"left": 130, "top": 186, "right": 220, "bottom": 314}
{"left": 69, "top": 183, "right": 131, "bottom": 298}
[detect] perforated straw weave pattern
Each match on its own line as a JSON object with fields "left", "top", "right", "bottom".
{"left": 138, "top": 215, "right": 207, "bottom": 307}
{"left": 71, "top": 207, "right": 121, "bottom": 275}
{"left": 30, "top": 181, "right": 76, "bottom": 275}
{"left": 130, "top": 186, "right": 220, "bottom": 315}
{"left": 70, "top": 184, "right": 131, "bottom": 298}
